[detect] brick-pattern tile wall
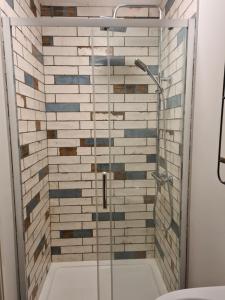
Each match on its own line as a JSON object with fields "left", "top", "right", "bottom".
{"left": 1, "top": 0, "right": 51, "bottom": 299}
{"left": 154, "top": 0, "right": 198, "bottom": 291}
{"left": 42, "top": 5, "right": 160, "bottom": 262}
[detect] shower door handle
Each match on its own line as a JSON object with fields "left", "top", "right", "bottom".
{"left": 102, "top": 172, "right": 107, "bottom": 209}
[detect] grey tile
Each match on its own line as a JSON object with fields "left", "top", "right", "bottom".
{"left": 177, "top": 27, "right": 187, "bottom": 47}
{"left": 60, "top": 229, "right": 93, "bottom": 238}
{"left": 159, "top": 156, "right": 166, "bottom": 168}
{"left": 51, "top": 246, "right": 61, "bottom": 255}
{"left": 166, "top": 94, "right": 182, "bottom": 109}
{"left": 114, "top": 251, "right": 146, "bottom": 260}
{"left": 34, "top": 235, "right": 46, "bottom": 262}
{"left": 90, "top": 56, "right": 125, "bottom": 66}
{"left": 148, "top": 65, "right": 159, "bottom": 75}
{"left": 147, "top": 154, "right": 157, "bottom": 163}
{"left": 171, "top": 219, "right": 180, "bottom": 238}
{"left": 55, "top": 75, "right": 90, "bottom": 85}
{"left": 165, "top": 0, "right": 175, "bottom": 15}
{"left": 26, "top": 193, "right": 40, "bottom": 216}
{"left": 146, "top": 219, "right": 155, "bottom": 228}
{"left": 80, "top": 138, "right": 114, "bottom": 147}
{"left": 124, "top": 128, "right": 157, "bottom": 138}
{"left": 155, "top": 238, "right": 164, "bottom": 259}
{"left": 46, "top": 103, "right": 80, "bottom": 112}
{"left": 92, "top": 212, "right": 125, "bottom": 221}
{"left": 49, "top": 189, "right": 82, "bottom": 198}
{"left": 125, "top": 171, "right": 147, "bottom": 180}
{"left": 39, "top": 165, "right": 49, "bottom": 181}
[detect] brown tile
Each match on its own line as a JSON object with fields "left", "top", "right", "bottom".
{"left": 24, "top": 216, "right": 31, "bottom": 232}
{"left": 59, "top": 147, "right": 77, "bottom": 156}
{"left": 66, "top": 7, "right": 77, "bottom": 16}
{"left": 144, "top": 195, "right": 156, "bottom": 204}
{"left": 30, "top": 0, "right": 37, "bottom": 17}
{"left": 20, "top": 144, "right": 29, "bottom": 159}
{"left": 17, "top": 94, "right": 26, "bottom": 108}
{"left": 45, "top": 210, "right": 50, "bottom": 221}
{"left": 33, "top": 77, "right": 39, "bottom": 90}
{"left": 35, "top": 120, "right": 41, "bottom": 131}
{"left": 47, "top": 130, "right": 57, "bottom": 139}
{"left": 135, "top": 84, "right": 148, "bottom": 93}
{"left": 114, "top": 172, "right": 126, "bottom": 180}
{"left": 41, "top": 5, "right": 51, "bottom": 16}
{"left": 42, "top": 36, "right": 53, "bottom": 46}
{"left": 91, "top": 164, "right": 96, "bottom": 172}
{"left": 31, "top": 285, "right": 38, "bottom": 300}
{"left": 113, "top": 84, "right": 125, "bottom": 94}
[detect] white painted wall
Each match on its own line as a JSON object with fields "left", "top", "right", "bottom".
{"left": 188, "top": 0, "right": 225, "bottom": 287}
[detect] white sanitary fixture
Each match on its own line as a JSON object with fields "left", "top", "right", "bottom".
{"left": 155, "top": 286, "right": 225, "bottom": 300}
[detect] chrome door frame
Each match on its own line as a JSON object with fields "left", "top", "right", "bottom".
{"left": 1, "top": 15, "right": 196, "bottom": 299}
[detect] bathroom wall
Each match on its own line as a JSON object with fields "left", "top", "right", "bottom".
{"left": 155, "top": 0, "right": 198, "bottom": 291}
{"left": 0, "top": 0, "right": 51, "bottom": 299}
{"left": 41, "top": 4, "right": 160, "bottom": 262}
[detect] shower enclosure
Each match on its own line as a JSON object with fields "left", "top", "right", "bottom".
{"left": 1, "top": 11, "right": 195, "bottom": 300}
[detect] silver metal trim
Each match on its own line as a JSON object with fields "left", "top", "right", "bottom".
{"left": 180, "top": 18, "right": 196, "bottom": 289}
{"left": 9, "top": 17, "right": 189, "bottom": 27}
{"left": 112, "top": 4, "right": 158, "bottom": 18}
{"left": 2, "top": 16, "right": 27, "bottom": 300}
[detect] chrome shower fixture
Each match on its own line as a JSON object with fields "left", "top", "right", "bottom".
{"left": 100, "top": 4, "right": 159, "bottom": 32}
{"left": 134, "top": 58, "right": 163, "bottom": 93}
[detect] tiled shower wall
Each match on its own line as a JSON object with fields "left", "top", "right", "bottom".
{"left": 1, "top": 0, "right": 50, "bottom": 299}
{"left": 154, "top": 0, "right": 198, "bottom": 291}
{"left": 41, "top": 5, "right": 160, "bottom": 262}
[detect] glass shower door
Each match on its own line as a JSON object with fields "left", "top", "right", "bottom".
{"left": 91, "top": 27, "right": 113, "bottom": 300}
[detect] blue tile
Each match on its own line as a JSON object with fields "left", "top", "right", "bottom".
{"left": 147, "top": 154, "right": 157, "bottom": 163}
{"left": 165, "top": 0, "right": 175, "bottom": 15}
{"left": 26, "top": 193, "right": 40, "bottom": 216}
{"left": 60, "top": 229, "right": 93, "bottom": 238}
{"left": 148, "top": 65, "right": 159, "bottom": 75}
{"left": 124, "top": 128, "right": 157, "bottom": 138}
{"left": 114, "top": 251, "right": 146, "bottom": 260}
{"left": 96, "top": 163, "right": 125, "bottom": 172}
{"left": 32, "top": 45, "right": 43, "bottom": 64}
{"left": 125, "top": 171, "right": 146, "bottom": 180}
{"left": 55, "top": 75, "right": 90, "bottom": 85}
{"left": 166, "top": 94, "right": 182, "bottom": 109}
{"left": 177, "top": 28, "right": 187, "bottom": 47}
{"left": 90, "top": 56, "right": 125, "bottom": 66}
{"left": 49, "top": 189, "right": 82, "bottom": 198}
{"left": 146, "top": 219, "right": 155, "bottom": 228}
{"left": 46, "top": 103, "right": 80, "bottom": 112}
{"left": 171, "top": 219, "right": 180, "bottom": 238}
{"left": 81, "top": 138, "right": 114, "bottom": 147}
{"left": 92, "top": 212, "right": 125, "bottom": 221}
{"left": 25, "top": 72, "right": 34, "bottom": 88}
{"left": 155, "top": 238, "right": 164, "bottom": 259}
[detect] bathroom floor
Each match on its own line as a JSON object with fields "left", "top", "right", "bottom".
{"left": 39, "top": 259, "right": 167, "bottom": 300}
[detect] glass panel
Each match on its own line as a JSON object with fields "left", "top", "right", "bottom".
{"left": 105, "top": 25, "right": 188, "bottom": 299}
{"left": 90, "top": 27, "right": 113, "bottom": 300}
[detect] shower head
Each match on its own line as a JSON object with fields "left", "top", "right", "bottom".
{"left": 100, "top": 16, "right": 127, "bottom": 32}
{"left": 135, "top": 58, "right": 163, "bottom": 93}
{"left": 100, "top": 26, "right": 127, "bottom": 32}
{"left": 135, "top": 59, "right": 148, "bottom": 72}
